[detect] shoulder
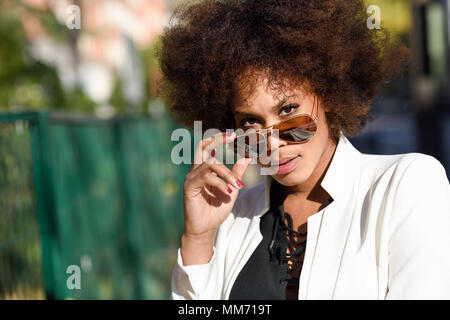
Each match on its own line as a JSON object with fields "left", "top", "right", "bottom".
{"left": 365, "top": 152, "right": 450, "bottom": 232}
{"left": 361, "top": 151, "right": 449, "bottom": 190}
{"left": 387, "top": 152, "right": 449, "bottom": 203}
{"left": 355, "top": 151, "right": 449, "bottom": 228}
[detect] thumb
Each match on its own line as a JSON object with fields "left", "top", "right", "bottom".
{"left": 232, "top": 157, "right": 252, "bottom": 180}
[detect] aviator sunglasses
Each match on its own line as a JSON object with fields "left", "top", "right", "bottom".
{"left": 229, "top": 96, "right": 319, "bottom": 158}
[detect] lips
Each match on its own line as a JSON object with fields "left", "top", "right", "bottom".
{"left": 275, "top": 156, "right": 299, "bottom": 175}
{"left": 277, "top": 157, "right": 297, "bottom": 166}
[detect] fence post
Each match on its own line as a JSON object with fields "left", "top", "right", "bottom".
{"left": 111, "top": 118, "right": 145, "bottom": 299}
{"left": 29, "top": 111, "right": 58, "bottom": 299}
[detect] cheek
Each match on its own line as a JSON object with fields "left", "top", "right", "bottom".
{"left": 296, "top": 146, "right": 319, "bottom": 175}
{"left": 306, "top": 116, "right": 329, "bottom": 155}
{"left": 291, "top": 133, "right": 328, "bottom": 173}
{"left": 298, "top": 131, "right": 325, "bottom": 158}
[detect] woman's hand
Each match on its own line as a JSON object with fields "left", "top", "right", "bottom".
{"left": 181, "top": 132, "right": 251, "bottom": 266}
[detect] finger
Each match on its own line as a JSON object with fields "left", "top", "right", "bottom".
{"left": 232, "top": 157, "right": 252, "bottom": 180}
{"left": 189, "top": 171, "right": 233, "bottom": 196}
{"left": 193, "top": 132, "right": 233, "bottom": 168}
{"left": 193, "top": 136, "right": 214, "bottom": 169}
{"left": 202, "top": 132, "right": 236, "bottom": 163}
{"left": 203, "top": 132, "right": 236, "bottom": 163}
{"left": 192, "top": 159, "right": 242, "bottom": 189}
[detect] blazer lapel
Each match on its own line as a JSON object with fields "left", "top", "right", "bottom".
{"left": 303, "top": 132, "right": 363, "bottom": 299}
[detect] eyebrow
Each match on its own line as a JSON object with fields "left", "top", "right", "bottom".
{"left": 233, "top": 94, "right": 299, "bottom": 118}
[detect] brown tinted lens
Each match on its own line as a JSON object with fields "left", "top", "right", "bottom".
{"left": 274, "top": 115, "right": 317, "bottom": 143}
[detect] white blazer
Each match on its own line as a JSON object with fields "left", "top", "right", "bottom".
{"left": 171, "top": 131, "right": 450, "bottom": 300}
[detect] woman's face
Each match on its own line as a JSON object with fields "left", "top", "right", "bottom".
{"left": 231, "top": 77, "right": 337, "bottom": 188}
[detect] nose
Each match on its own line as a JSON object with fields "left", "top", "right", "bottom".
{"left": 265, "top": 129, "right": 288, "bottom": 153}
{"left": 257, "top": 129, "right": 287, "bottom": 165}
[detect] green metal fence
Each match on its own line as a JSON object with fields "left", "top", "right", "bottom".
{"left": 0, "top": 111, "right": 190, "bottom": 299}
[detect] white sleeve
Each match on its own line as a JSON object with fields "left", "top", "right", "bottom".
{"left": 386, "top": 155, "right": 450, "bottom": 299}
{"left": 170, "top": 247, "right": 221, "bottom": 300}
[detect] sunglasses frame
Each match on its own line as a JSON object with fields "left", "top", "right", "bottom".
{"left": 231, "top": 96, "right": 319, "bottom": 158}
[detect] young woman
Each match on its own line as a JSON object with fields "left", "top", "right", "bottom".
{"left": 157, "top": 0, "right": 450, "bottom": 299}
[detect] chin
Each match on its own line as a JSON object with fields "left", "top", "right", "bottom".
{"left": 271, "top": 167, "right": 310, "bottom": 187}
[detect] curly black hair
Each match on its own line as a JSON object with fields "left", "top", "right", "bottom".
{"left": 156, "top": 0, "right": 409, "bottom": 142}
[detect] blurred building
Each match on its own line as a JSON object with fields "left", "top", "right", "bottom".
{"left": 18, "top": 0, "right": 171, "bottom": 117}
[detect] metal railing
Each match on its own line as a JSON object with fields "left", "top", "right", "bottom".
{"left": 0, "top": 111, "right": 189, "bottom": 299}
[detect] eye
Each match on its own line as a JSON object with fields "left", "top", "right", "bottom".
{"left": 279, "top": 104, "right": 299, "bottom": 116}
{"left": 240, "top": 118, "right": 259, "bottom": 127}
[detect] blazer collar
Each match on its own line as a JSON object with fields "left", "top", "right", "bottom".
{"left": 319, "top": 131, "right": 363, "bottom": 201}
{"left": 258, "top": 130, "right": 363, "bottom": 213}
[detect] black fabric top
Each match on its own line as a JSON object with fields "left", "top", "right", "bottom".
{"left": 229, "top": 181, "right": 333, "bottom": 300}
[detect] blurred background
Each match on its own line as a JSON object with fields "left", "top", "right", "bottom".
{"left": 0, "top": 0, "right": 448, "bottom": 299}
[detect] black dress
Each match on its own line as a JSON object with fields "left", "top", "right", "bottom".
{"left": 229, "top": 181, "right": 333, "bottom": 300}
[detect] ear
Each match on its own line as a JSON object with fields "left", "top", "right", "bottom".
{"left": 316, "top": 96, "right": 330, "bottom": 113}
{"left": 323, "top": 104, "right": 332, "bottom": 113}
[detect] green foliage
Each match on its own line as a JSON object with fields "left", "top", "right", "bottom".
{"left": 0, "top": 121, "right": 45, "bottom": 299}
{"left": 0, "top": 4, "right": 95, "bottom": 112}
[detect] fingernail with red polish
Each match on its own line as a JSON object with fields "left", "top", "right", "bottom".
{"left": 236, "top": 180, "right": 244, "bottom": 188}
{"left": 227, "top": 187, "right": 233, "bottom": 194}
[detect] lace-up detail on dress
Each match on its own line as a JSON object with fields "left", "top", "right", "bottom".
{"left": 282, "top": 210, "right": 307, "bottom": 273}
{"left": 268, "top": 205, "right": 307, "bottom": 286}
{"left": 268, "top": 196, "right": 333, "bottom": 299}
